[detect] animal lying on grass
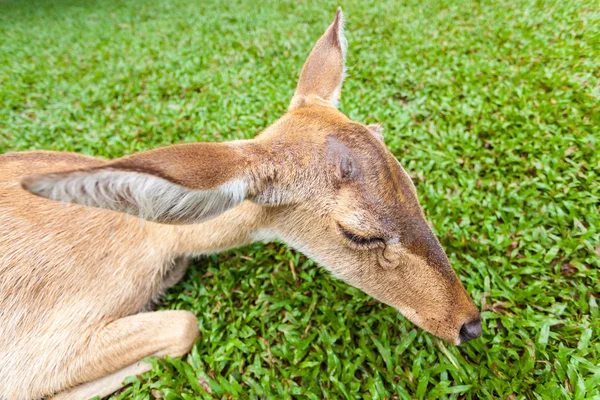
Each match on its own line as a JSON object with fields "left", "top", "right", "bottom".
{"left": 0, "top": 8, "right": 481, "bottom": 400}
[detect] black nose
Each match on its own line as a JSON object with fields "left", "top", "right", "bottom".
{"left": 459, "top": 318, "right": 482, "bottom": 344}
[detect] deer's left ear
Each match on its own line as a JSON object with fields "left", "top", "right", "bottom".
{"left": 289, "top": 8, "right": 346, "bottom": 110}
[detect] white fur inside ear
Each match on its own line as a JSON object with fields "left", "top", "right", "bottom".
{"left": 332, "top": 8, "right": 347, "bottom": 108}
{"left": 25, "top": 170, "right": 247, "bottom": 224}
{"left": 336, "top": 9, "right": 348, "bottom": 61}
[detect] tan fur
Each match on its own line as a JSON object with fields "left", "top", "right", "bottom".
{"left": 0, "top": 9, "right": 479, "bottom": 400}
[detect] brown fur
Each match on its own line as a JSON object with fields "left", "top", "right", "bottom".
{"left": 0, "top": 9, "right": 479, "bottom": 400}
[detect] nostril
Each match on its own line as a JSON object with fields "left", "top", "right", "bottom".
{"left": 459, "top": 317, "right": 482, "bottom": 344}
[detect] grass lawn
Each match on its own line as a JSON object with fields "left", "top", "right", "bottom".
{"left": 1, "top": 0, "right": 599, "bottom": 398}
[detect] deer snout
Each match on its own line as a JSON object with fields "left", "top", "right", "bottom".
{"left": 458, "top": 316, "right": 482, "bottom": 344}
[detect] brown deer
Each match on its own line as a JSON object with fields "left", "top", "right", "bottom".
{"left": 0, "top": 8, "right": 481, "bottom": 400}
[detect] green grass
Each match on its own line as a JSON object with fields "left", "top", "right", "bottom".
{"left": 1, "top": 0, "right": 599, "bottom": 398}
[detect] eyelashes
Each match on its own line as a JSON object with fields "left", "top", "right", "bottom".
{"left": 337, "top": 223, "right": 385, "bottom": 249}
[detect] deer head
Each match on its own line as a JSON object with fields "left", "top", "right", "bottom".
{"left": 22, "top": 8, "right": 481, "bottom": 344}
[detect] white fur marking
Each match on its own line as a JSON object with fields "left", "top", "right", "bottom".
{"left": 250, "top": 229, "right": 278, "bottom": 243}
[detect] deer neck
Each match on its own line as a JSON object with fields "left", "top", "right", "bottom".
{"left": 166, "top": 201, "right": 273, "bottom": 256}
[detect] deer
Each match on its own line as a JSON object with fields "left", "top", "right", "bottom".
{"left": 0, "top": 8, "right": 481, "bottom": 400}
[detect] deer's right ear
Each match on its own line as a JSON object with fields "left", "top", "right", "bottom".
{"left": 21, "top": 143, "right": 274, "bottom": 224}
{"left": 289, "top": 8, "right": 346, "bottom": 110}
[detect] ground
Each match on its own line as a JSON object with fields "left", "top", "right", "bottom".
{"left": 1, "top": 0, "right": 599, "bottom": 398}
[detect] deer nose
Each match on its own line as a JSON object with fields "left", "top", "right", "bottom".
{"left": 459, "top": 317, "right": 482, "bottom": 344}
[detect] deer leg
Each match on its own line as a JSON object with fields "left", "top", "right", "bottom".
{"left": 50, "top": 310, "right": 199, "bottom": 400}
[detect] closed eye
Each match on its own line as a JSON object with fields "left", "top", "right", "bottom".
{"left": 337, "top": 223, "right": 385, "bottom": 249}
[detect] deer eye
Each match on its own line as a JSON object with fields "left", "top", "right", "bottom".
{"left": 337, "top": 223, "right": 385, "bottom": 249}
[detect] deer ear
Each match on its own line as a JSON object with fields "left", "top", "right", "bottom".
{"left": 289, "top": 8, "right": 346, "bottom": 110}
{"left": 21, "top": 143, "right": 255, "bottom": 224}
{"left": 368, "top": 124, "right": 384, "bottom": 141}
